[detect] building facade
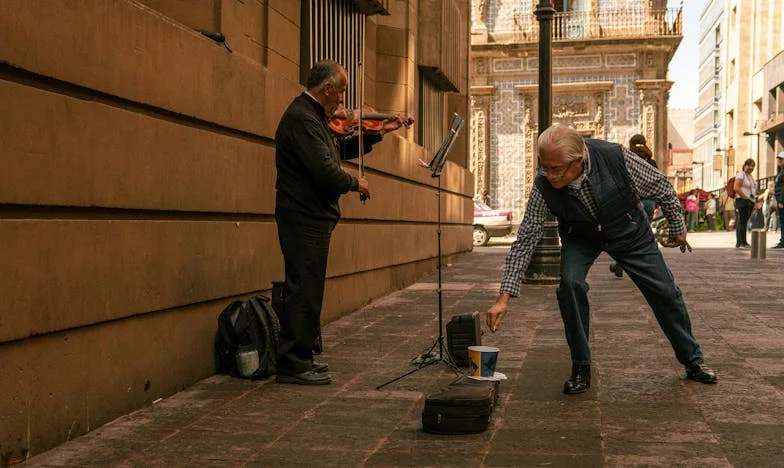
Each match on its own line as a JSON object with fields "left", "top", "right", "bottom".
{"left": 667, "top": 108, "right": 696, "bottom": 193}
{"left": 693, "top": 0, "right": 725, "bottom": 191}
{"left": 753, "top": 1, "right": 784, "bottom": 174}
{"left": 471, "top": 0, "right": 682, "bottom": 223}
{"left": 699, "top": 0, "right": 784, "bottom": 189}
{"left": 0, "top": 0, "right": 472, "bottom": 460}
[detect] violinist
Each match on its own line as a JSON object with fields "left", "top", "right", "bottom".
{"left": 274, "top": 60, "right": 411, "bottom": 385}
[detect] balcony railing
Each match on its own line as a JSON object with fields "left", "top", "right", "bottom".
{"left": 511, "top": 8, "right": 682, "bottom": 42}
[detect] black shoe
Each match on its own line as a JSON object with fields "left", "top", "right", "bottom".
{"left": 312, "top": 361, "right": 329, "bottom": 373}
{"left": 563, "top": 364, "right": 591, "bottom": 395}
{"left": 772, "top": 243, "right": 784, "bottom": 249}
{"left": 276, "top": 370, "right": 331, "bottom": 385}
{"left": 686, "top": 364, "right": 717, "bottom": 384}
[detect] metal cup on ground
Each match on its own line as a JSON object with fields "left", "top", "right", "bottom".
{"left": 235, "top": 346, "right": 260, "bottom": 377}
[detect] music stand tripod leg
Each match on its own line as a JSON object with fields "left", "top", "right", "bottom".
{"left": 376, "top": 115, "right": 465, "bottom": 391}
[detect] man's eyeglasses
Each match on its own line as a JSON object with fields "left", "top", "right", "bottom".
{"left": 542, "top": 157, "right": 579, "bottom": 179}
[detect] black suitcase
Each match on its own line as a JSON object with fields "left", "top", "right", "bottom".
{"left": 422, "top": 377, "right": 499, "bottom": 435}
{"left": 446, "top": 312, "right": 482, "bottom": 367}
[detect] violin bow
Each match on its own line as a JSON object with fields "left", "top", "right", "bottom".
{"left": 357, "top": 46, "right": 366, "bottom": 203}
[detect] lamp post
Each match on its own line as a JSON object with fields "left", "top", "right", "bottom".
{"left": 742, "top": 130, "right": 761, "bottom": 181}
{"left": 692, "top": 161, "right": 704, "bottom": 189}
{"left": 523, "top": 0, "right": 560, "bottom": 284}
{"left": 716, "top": 147, "right": 733, "bottom": 183}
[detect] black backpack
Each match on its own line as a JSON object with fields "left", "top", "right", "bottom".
{"left": 214, "top": 295, "right": 280, "bottom": 379}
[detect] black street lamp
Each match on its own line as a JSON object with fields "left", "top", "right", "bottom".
{"left": 692, "top": 161, "right": 705, "bottom": 189}
{"left": 742, "top": 130, "right": 762, "bottom": 181}
{"left": 715, "top": 147, "right": 733, "bottom": 182}
{"left": 523, "top": 0, "right": 560, "bottom": 284}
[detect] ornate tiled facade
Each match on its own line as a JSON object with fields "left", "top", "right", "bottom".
{"left": 471, "top": 0, "right": 679, "bottom": 224}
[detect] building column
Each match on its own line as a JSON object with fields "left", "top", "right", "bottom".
{"left": 636, "top": 79, "right": 673, "bottom": 167}
{"left": 471, "top": 0, "right": 489, "bottom": 43}
{"left": 470, "top": 86, "right": 495, "bottom": 198}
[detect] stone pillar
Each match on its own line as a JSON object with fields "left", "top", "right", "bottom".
{"left": 512, "top": 86, "right": 538, "bottom": 211}
{"left": 636, "top": 79, "right": 673, "bottom": 167}
{"left": 470, "top": 86, "right": 495, "bottom": 198}
{"left": 471, "top": 0, "right": 489, "bottom": 43}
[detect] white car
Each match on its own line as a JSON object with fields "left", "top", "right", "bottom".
{"left": 473, "top": 202, "right": 513, "bottom": 246}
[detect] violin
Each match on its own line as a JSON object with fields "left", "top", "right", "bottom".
{"left": 328, "top": 105, "right": 414, "bottom": 138}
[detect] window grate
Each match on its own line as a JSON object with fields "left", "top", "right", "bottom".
{"left": 302, "top": 0, "right": 365, "bottom": 110}
{"left": 419, "top": 77, "right": 445, "bottom": 155}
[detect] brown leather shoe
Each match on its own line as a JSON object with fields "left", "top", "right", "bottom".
{"left": 563, "top": 364, "right": 591, "bottom": 395}
{"left": 686, "top": 364, "right": 717, "bottom": 384}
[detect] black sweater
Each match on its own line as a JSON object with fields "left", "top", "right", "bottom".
{"left": 274, "top": 93, "right": 381, "bottom": 222}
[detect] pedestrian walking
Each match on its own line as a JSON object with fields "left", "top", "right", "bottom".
{"left": 773, "top": 152, "right": 784, "bottom": 249}
{"left": 733, "top": 159, "right": 756, "bottom": 248}
{"left": 685, "top": 189, "right": 699, "bottom": 233}
{"left": 719, "top": 190, "right": 735, "bottom": 231}
{"left": 486, "top": 124, "right": 716, "bottom": 395}
{"left": 759, "top": 181, "right": 777, "bottom": 231}
{"left": 704, "top": 192, "right": 716, "bottom": 231}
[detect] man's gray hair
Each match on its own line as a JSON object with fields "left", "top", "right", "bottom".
{"left": 538, "top": 123, "right": 586, "bottom": 162}
{"left": 306, "top": 60, "right": 344, "bottom": 90}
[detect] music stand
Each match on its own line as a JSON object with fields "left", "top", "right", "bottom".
{"left": 377, "top": 113, "right": 465, "bottom": 390}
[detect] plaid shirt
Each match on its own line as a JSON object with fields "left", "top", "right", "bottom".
{"left": 500, "top": 147, "right": 685, "bottom": 297}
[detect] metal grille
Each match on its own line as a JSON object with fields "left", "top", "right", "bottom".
{"left": 512, "top": 7, "right": 682, "bottom": 41}
{"left": 303, "top": 0, "right": 365, "bottom": 109}
{"left": 419, "top": 77, "right": 445, "bottom": 155}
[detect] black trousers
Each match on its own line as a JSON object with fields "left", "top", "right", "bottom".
{"left": 275, "top": 214, "right": 336, "bottom": 375}
{"left": 735, "top": 198, "right": 754, "bottom": 246}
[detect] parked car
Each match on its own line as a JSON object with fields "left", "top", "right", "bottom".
{"left": 473, "top": 202, "right": 512, "bottom": 246}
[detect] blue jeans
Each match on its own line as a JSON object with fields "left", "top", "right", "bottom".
{"left": 687, "top": 211, "right": 698, "bottom": 231}
{"left": 557, "top": 236, "right": 703, "bottom": 367}
{"left": 642, "top": 199, "right": 656, "bottom": 221}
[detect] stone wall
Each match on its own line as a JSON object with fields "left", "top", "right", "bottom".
{"left": 0, "top": 0, "right": 472, "bottom": 461}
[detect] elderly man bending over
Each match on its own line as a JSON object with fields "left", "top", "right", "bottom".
{"left": 486, "top": 124, "right": 716, "bottom": 394}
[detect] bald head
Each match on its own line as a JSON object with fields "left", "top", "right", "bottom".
{"left": 537, "top": 124, "right": 586, "bottom": 189}
{"left": 538, "top": 124, "right": 586, "bottom": 163}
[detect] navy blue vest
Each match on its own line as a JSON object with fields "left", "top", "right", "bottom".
{"left": 535, "top": 139, "right": 653, "bottom": 251}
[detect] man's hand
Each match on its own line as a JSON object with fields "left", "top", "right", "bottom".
{"left": 381, "top": 115, "right": 414, "bottom": 134}
{"left": 487, "top": 293, "right": 510, "bottom": 332}
{"left": 357, "top": 178, "right": 371, "bottom": 200}
{"left": 779, "top": 202, "right": 783, "bottom": 209}
{"left": 675, "top": 233, "right": 692, "bottom": 253}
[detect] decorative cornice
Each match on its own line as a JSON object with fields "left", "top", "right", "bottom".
{"left": 634, "top": 79, "right": 674, "bottom": 91}
{"left": 515, "top": 81, "right": 614, "bottom": 95}
{"left": 471, "top": 85, "right": 496, "bottom": 96}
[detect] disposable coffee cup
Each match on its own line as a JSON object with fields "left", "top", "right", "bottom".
{"left": 468, "top": 345, "right": 499, "bottom": 377}
{"left": 235, "top": 347, "right": 259, "bottom": 377}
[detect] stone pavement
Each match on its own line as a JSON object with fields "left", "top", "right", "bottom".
{"left": 25, "top": 231, "right": 784, "bottom": 467}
